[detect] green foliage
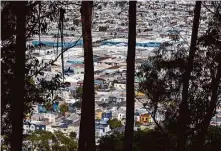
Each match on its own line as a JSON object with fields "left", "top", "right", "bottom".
{"left": 107, "top": 118, "right": 123, "bottom": 130}
{"left": 44, "top": 101, "right": 53, "bottom": 111}
{"left": 135, "top": 121, "right": 142, "bottom": 127}
{"left": 24, "top": 130, "right": 54, "bottom": 151}
{"left": 69, "top": 131, "right": 77, "bottom": 139}
{"left": 204, "top": 126, "right": 221, "bottom": 151}
{"left": 75, "top": 86, "right": 83, "bottom": 100}
{"left": 98, "top": 129, "right": 176, "bottom": 151}
{"left": 52, "top": 131, "right": 78, "bottom": 151}
{"left": 99, "top": 127, "right": 221, "bottom": 151}
{"left": 98, "top": 132, "right": 124, "bottom": 151}
{"left": 23, "top": 130, "right": 78, "bottom": 151}
{"left": 60, "top": 103, "right": 69, "bottom": 114}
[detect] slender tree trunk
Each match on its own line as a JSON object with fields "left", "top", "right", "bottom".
{"left": 124, "top": 1, "right": 136, "bottom": 151}
{"left": 38, "top": 2, "right": 41, "bottom": 53}
{"left": 78, "top": 1, "right": 95, "bottom": 151}
{"left": 192, "top": 59, "right": 221, "bottom": 150}
{"left": 177, "top": 2, "right": 201, "bottom": 151}
{"left": 60, "top": 8, "right": 65, "bottom": 83}
{"left": 12, "top": 1, "right": 27, "bottom": 150}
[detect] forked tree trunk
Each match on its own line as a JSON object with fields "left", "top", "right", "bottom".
{"left": 124, "top": 1, "right": 137, "bottom": 151}
{"left": 78, "top": 1, "right": 95, "bottom": 151}
{"left": 177, "top": 2, "right": 201, "bottom": 151}
{"left": 12, "top": 1, "right": 27, "bottom": 151}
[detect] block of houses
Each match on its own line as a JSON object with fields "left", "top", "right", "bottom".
{"left": 96, "top": 95, "right": 109, "bottom": 103}
{"left": 113, "top": 82, "right": 126, "bottom": 90}
{"left": 23, "top": 121, "right": 46, "bottom": 134}
{"left": 42, "top": 113, "right": 57, "bottom": 123}
{"left": 107, "top": 95, "right": 125, "bottom": 103}
{"left": 49, "top": 122, "right": 75, "bottom": 136}
{"left": 95, "top": 123, "right": 111, "bottom": 138}
{"left": 31, "top": 113, "right": 43, "bottom": 121}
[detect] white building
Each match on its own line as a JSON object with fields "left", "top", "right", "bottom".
{"left": 114, "top": 83, "right": 126, "bottom": 90}
{"left": 42, "top": 113, "right": 56, "bottom": 123}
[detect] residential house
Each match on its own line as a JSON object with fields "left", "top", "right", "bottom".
{"left": 66, "top": 113, "right": 80, "bottom": 123}
{"left": 65, "top": 98, "right": 77, "bottom": 104}
{"left": 45, "top": 124, "right": 55, "bottom": 133}
{"left": 112, "top": 111, "right": 125, "bottom": 121}
{"left": 95, "top": 123, "right": 111, "bottom": 138}
{"left": 140, "top": 113, "right": 151, "bottom": 124}
{"left": 102, "top": 112, "right": 112, "bottom": 120}
{"left": 95, "top": 78, "right": 106, "bottom": 87}
{"left": 95, "top": 109, "right": 103, "bottom": 120}
{"left": 32, "top": 105, "right": 38, "bottom": 113}
{"left": 50, "top": 123, "right": 74, "bottom": 136}
{"left": 118, "top": 106, "right": 126, "bottom": 111}
{"left": 134, "top": 112, "right": 140, "bottom": 122}
{"left": 38, "top": 105, "right": 47, "bottom": 113}
{"left": 42, "top": 113, "right": 56, "bottom": 123}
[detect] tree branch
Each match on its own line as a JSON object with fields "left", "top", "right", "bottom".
{"left": 136, "top": 98, "right": 164, "bottom": 133}
{"left": 31, "top": 35, "right": 82, "bottom": 77}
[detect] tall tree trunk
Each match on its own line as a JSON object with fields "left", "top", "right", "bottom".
{"left": 177, "top": 2, "right": 201, "bottom": 151}
{"left": 12, "top": 1, "right": 27, "bottom": 150}
{"left": 124, "top": 1, "right": 136, "bottom": 151}
{"left": 192, "top": 59, "right": 221, "bottom": 150}
{"left": 78, "top": 1, "right": 95, "bottom": 151}
{"left": 60, "top": 8, "right": 65, "bottom": 83}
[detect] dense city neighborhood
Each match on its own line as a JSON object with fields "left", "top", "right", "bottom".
{"left": 21, "top": 1, "right": 221, "bottom": 145}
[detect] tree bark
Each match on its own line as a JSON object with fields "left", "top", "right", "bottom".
{"left": 12, "top": 1, "right": 27, "bottom": 150}
{"left": 124, "top": 1, "right": 136, "bottom": 151}
{"left": 78, "top": 1, "right": 95, "bottom": 151}
{"left": 177, "top": 2, "right": 201, "bottom": 151}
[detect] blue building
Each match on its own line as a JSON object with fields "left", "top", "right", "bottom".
{"left": 102, "top": 40, "right": 161, "bottom": 47}
{"left": 32, "top": 40, "right": 83, "bottom": 49}
{"left": 102, "top": 112, "right": 112, "bottom": 120}
{"left": 38, "top": 105, "right": 46, "bottom": 113}
{"left": 94, "top": 78, "right": 105, "bottom": 87}
{"left": 53, "top": 102, "right": 59, "bottom": 112}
